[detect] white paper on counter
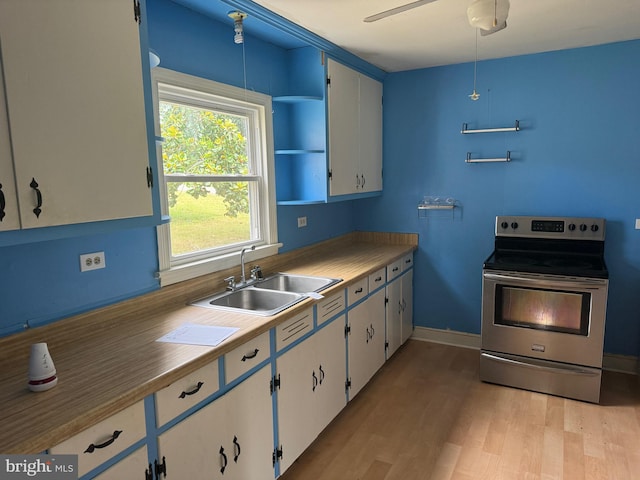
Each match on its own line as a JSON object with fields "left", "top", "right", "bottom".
{"left": 156, "top": 323, "right": 240, "bottom": 347}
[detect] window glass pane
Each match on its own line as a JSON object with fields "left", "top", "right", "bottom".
{"left": 159, "top": 101, "right": 250, "bottom": 175}
{"left": 168, "top": 181, "right": 251, "bottom": 256}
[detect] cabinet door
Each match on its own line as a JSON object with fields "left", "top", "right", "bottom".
{"left": 313, "top": 315, "right": 347, "bottom": 434}
{"left": 401, "top": 270, "right": 414, "bottom": 344}
{"left": 0, "top": 57, "right": 19, "bottom": 231}
{"left": 358, "top": 74, "right": 383, "bottom": 193}
{"left": 348, "top": 289, "right": 386, "bottom": 398}
{"left": 327, "top": 59, "right": 359, "bottom": 197}
{"left": 0, "top": 0, "right": 152, "bottom": 228}
{"left": 157, "top": 393, "right": 228, "bottom": 478}
{"left": 276, "top": 335, "right": 318, "bottom": 473}
{"left": 385, "top": 276, "right": 403, "bottom": 358}
{"left": 223, "top": 365, "right": 274, "bottom": 480}
{"left": 92, "top": 446, "right": 149, "bottom": 480}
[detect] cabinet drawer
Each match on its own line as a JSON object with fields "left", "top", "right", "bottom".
{"left": 347, "top": 278, "right": 369, "bottom": 306}
{"left": 368, "top": 267, "right": 386, "bottom": 291}
{"left": 276, "top": 308, "right": 313, "bottom": 351}
{"left": 387, "top": 259, "right": 403, "bottom": 281}
{"left": 317, "top": 290, "right": 346, "bottom": 326}
{"left": 155, "top": 360, "right": 219, "bottom": 426}
{"left": 402, "top": 254, "right": 413, "bottom": 271}
{"left": 50, "top": 400, "right": 145, "bottom": 477}
{"left": 225, "top": 331, "right": 270, "bottom": 383}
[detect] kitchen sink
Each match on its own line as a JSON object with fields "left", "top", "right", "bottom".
{"left": 254, "top": 273, "right": 342, "bottom": 293}
{"left": 191, "top": 287, "right": 306, "bottom": 316}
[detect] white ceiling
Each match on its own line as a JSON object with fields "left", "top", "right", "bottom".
{"left": 249, "top": 0, "right": 640, "bottom": 72}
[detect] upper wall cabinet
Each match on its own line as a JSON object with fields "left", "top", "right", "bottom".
{"left": 327, "top": 58, "right": 383, "bottom": 198}
{"left": 273, "top": 49, "right": 383, "bottom": 205}
{"left": 0, "top": 63, "right": 19, "bottom": 232}
{"left": 0, "top": 0, "right": 153, "bottom": 230}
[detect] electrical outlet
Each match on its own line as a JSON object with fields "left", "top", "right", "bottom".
{"left": 297, "top": 216, "right": 307, "bottom": 228}
{"left": 636, "top": 219, "right": 640, "bottom": 230}
{"left": 80, "top": 251, "right": 106, "bottom": 272}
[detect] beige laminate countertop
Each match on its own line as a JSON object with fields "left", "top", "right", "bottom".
{"left": 0, "top": 232, "right": 417, "bottom": 454}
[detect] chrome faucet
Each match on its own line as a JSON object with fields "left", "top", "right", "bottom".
{"left": 239, "top": 245, "right": 256, "bottom": 286}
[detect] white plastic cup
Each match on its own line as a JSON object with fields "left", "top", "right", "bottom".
{"left": 28, "top": 342, "right": 58, "bottom": 392}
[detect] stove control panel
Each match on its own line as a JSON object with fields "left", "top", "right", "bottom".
{"left": 496, "top": 216, "right": 606, "bottom": 240}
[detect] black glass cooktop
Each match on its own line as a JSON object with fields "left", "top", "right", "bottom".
{"left": 483, "top": 238, "right": 608, "bottom": 279}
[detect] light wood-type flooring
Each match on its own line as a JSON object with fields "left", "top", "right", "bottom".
{"left": 279, "top": 340, "right": 640, "bottom": 480}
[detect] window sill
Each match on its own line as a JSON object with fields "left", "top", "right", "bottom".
{"left": 157, "top": 243, "right": 283, "bottom": 287}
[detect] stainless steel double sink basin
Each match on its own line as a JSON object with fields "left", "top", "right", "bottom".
{"left": 190, "top": 273, "right": 342, "bottom": 316}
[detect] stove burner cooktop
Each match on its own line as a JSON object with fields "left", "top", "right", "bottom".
{"left": 484, "top": 215, "right": 608, "bottom": 279}
{"left": 484, "top": 250, "right": 608, "bottom": 278}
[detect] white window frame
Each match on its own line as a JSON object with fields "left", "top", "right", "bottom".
{"left": 152, "top": 67, "right": 279, "bottom": 286}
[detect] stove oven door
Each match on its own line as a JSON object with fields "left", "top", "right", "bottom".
{"left": 481, "top": 270, "right": 608, "bottom": 368}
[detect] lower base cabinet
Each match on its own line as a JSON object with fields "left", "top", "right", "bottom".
{"left": 156, "top": 365, "right": 274, "bottom": 479}
{"left": 400, "top": 269, "right": 414, "bottom": 344}
{"left": 348, "top": 288, "right": 386, "bottom": 398}
{"left": 92, "top": 447, "right": 149, "bottom": 480}
{"left": 276, "top": 315, "right": 346, "bottom": 474}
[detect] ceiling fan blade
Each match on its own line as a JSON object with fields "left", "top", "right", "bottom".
{"left": 364, "top": 0, "right": 439, "bottom": 23}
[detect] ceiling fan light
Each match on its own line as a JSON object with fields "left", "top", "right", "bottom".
{"left": 467, "top": 0, "right": 510, "bottom": 31}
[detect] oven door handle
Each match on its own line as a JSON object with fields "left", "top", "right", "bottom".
{"left": 481, "top": 353, "right": 600, "bottom": 377}
{"left": 483, "top": 272, "right": 606, "bottom": 289}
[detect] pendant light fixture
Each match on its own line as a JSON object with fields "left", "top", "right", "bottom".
{"left": 228, "top": 11, "right": 247, "bottom": 44}
{"left": 469, "top": 29, "right": 480, "bottom": 101}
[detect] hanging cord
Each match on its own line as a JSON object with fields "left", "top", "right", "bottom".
{"left": 241, "top": 33, "right": 248, "bottom": 103}
{"left": 469, "top": 29, "right": 480, "bottom": 101}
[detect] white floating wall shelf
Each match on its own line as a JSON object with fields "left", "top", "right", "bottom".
{"left": 461, "top": 120, "right": 520, "bottom": 134}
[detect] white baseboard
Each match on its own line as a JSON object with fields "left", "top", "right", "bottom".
{"left": 412, "top": 326, "right": 638, "bottom": 375}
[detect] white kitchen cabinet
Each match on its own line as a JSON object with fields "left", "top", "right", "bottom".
{"left": 157, "top": 365, "right": 273, "bottom": 479}
{"left": 386, "top": 255, "right": 414, "bottom": 357}
{"left": 347, "top": 288, "right": 386, "bottom": 399}
{"left": 400, "top": 269, "right": 414, "bottom": 344}
{"left": 91, "top": 446, "right": 149, "bottom": 480}
{"left": 327, "top": 58, "right": 382, "bottom": 197}
{"left": 0, "top": 61, "right": 19, "bottom": 231}
{"left": 276, "top": 315, "right": 347, "bottom": 474}
{"left": 154, "top": 359, "right": 219, "bottom": 427}
{"left": 49, "top": 401, "right": 146, "bottom": 478}
{"left": 0, "top": 0, "right": 152, "bottom": 229}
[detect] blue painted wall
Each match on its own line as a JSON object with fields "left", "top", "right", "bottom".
{"left": 354, "top": 40, "right": 640, "bottom": 356}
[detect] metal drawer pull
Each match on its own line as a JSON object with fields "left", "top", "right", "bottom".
{"left": 220, "top": 446, "right": 228, "bottom": 474}
{"left": 355, "top": 287, "right": 363, "bottom": 294}
{"left": 84, "top": 430, "right": 122, "bottom": 453}
{"left": 312, "top": 371, "right": 318, "bottom": 391}
{"left": 392, "top": 266, "right": 399, "bottom": 272}
{"left": 374, "top": 276, "right": 382, "bottom": 282}
{"left": 241, "top": 349, "right": 259, "bottom": 361}
{"left": 179, "top": 381, "right": 204, "bottom": 398}
{"left": 233, "top": 435, "right": 241, "bottom": 462}
{"left": 319, "top": 365, "right": 325, "bottom": 384}
{"left": 30, "top": 178, "right": 43, "bottom": 218}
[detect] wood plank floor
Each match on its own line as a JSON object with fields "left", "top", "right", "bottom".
{"left": 278, "top": 340, "right": 640, "bottom": 480}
